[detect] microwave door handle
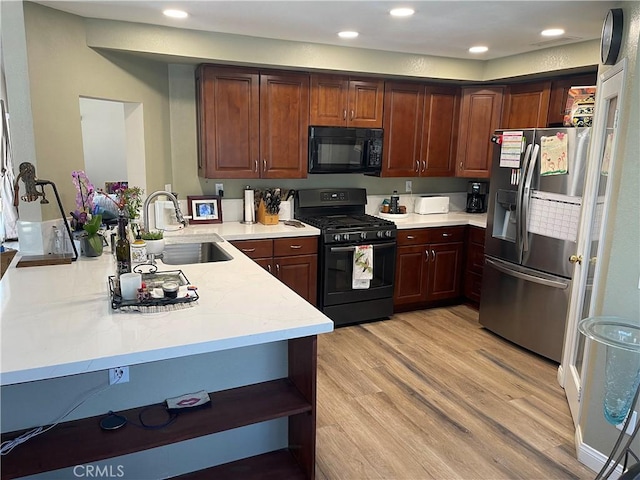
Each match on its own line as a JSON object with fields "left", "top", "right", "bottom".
{"left": 521, "top": 143, "right": 539, "bottom": 253}
{"left": 516, "top": 143, "right": 533, "bottom": 258}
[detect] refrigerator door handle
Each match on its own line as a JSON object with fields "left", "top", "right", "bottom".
{"left": 516, "top": 143, "right": 533, "bottom": 256}
{"left": 486, "top": 257, "right": 569, "bottom": 289}
{"left": 521, "top": 143, "right": 540, "bottom": 253}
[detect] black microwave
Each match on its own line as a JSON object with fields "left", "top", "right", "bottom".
{"left": 308, "top": 126, "right": 383, "bottom": 175}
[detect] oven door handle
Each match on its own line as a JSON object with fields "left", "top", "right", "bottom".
{"left": 329, "top": 242, "right": 396, "bottom": 253}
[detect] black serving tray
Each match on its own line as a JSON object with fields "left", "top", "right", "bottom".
{"left": 108, "top": 269, "right": 198, "bottom": 310}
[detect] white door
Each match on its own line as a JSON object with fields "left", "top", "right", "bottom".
{"left": 560, "top": 60, "right": 627, "bottom": 425}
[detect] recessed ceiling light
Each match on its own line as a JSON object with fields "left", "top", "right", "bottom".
{"left": 541, "top": 28, "right": 565, "bottom": 37}
{"left": 469, "top": 46, "right": 489, "bottom": 54}
{"left": 338, "top": 31, "right": 359, "bottom": 39}
{"left": 390, "top": 8, "right": 415, "bottom": 17}
{"left": 163, "top": 9, "right": 188, "bottom": 19}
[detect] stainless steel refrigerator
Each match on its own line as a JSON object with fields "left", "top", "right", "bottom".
{"left": 479, "top": 127, "right": 591, "bottom": 362}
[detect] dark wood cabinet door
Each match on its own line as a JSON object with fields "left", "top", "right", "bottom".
{"left": 260, "top": 72, "right": 310, "bottom": 179}
{"left": 347, "top": 78, "right": 384, "bottom": 128}
{"left": 421, "top": 85, "right": 459, "bottom": 176}
{"left": 254, "top": 257, "right": 274, "bottom": 274}
{"left": 310, "top": 74, "right": 349, "bottom": 126}
{"left": 547, "top": 73, "right": 597, "bottom": 127}
{"left": 382, "top": 82, "right": 424, "bottom": 177}
{"left": 502, "top": 81, "right": 551, "bottom": 129}
{"left": 426, "top": 242, "right": 464, "bottom": 301}
{"left": 393, "top": 245, "right": 428, "bottom": 306}
{"left": 456, "top": 87, "right": 504, "bottom": 178}
{"left": 197, "top": 66, "right": 260, "bottom": 179}
{"left": 275, "top": 254, "right": 318, "bottom": 306}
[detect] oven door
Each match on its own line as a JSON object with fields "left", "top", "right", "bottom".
{"left": 322, "top": 241, "right": 396, "bottom": 307}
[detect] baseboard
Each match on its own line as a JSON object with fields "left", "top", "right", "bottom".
{"left": 576, "top": 424, "right": 623, "bottom": 479}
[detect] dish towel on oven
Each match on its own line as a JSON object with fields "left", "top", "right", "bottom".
{"left": 353, "top": 244, "right": 373, "bottom": 289}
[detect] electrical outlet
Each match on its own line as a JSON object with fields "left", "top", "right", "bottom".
{"left": 405, "top": 180, "right": 412, "bottom": 193}
{"left": 616, "top": 410, "right": 638, "bottom": 435}
{"left": 108, "top": 366, "right": 129, "bottom": 385}
{"left": 215, "top": 183, "right": 223, "bottom": 196}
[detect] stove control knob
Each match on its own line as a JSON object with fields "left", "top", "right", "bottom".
{"left": 385, "top": 230, "right": 393, "bottom": 238}
{"left": 360, "top": 232, "right": 367, "bottom": 240}
{"left": 376, "top": 231, "right": 384, "bottom": 238}
{"left": 333, "top": 234, "right": 341, "bottom": 242}
{"left": 343, "top": 233, "right": 350, "bottom": 241}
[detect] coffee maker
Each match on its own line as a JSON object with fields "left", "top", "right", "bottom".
{"left": 466, "top": 182, "right": 488, "bottom": 213}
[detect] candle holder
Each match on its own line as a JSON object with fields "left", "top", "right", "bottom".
{"left": 579, "top": 316, "right": 640, "bottom": 480}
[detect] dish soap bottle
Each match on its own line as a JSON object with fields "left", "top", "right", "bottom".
{"left": 390, "top": 190, "right": 400, "bottom": 214}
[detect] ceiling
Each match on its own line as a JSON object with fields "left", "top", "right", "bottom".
{"left": 34, "top": 1, "right": 620, "bottom": 61}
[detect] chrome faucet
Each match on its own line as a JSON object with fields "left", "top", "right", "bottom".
{"left": 143, "top": 190, "right": 187, "bottom": 233}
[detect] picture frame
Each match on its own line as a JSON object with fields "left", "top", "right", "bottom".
{"left": 187, "top": 195, "right": 223, "bottom": 224}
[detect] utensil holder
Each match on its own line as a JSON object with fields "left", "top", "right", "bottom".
{"left": 257, "top": 200, "right": 279, "bottom": 225}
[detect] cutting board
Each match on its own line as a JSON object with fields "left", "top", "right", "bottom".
{"left": 16, "top": 254, "right": 73, "bottom": 268}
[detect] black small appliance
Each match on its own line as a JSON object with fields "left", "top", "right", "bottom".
{"left": 308, "top": 126, "right": 383, "bottom": 175}
{"left": 466, "top": 182, "right": 488, "bottom": 213}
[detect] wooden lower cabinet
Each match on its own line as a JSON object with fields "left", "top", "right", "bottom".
{"left": 394, "top": 227, "right": 464, "bottom": 309}
{"left": 231, "top": 237, "right": 318, "bottom": 306}
{"left": 464, "top": 226, "right": 486, "bottom": 305}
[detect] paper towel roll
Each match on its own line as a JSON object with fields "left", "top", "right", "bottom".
{"left": 242, "top": 187, "right": 256, "bottom": 224}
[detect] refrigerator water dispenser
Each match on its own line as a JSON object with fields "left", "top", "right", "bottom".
{"left": 493, "top": 189, "right": 518, "bottom": 241}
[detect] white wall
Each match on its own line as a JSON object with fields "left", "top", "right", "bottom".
{"left": 79, "top": 98, "right": 128, "bottom": 191}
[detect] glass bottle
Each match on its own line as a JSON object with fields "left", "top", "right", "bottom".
{"left": 115, "top": 212, "right": 131, "bottom": 277}
{"left": 390, "top": 190, "right": 400, "bottom": 214}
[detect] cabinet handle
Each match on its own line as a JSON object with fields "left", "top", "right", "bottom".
{"left": 425, "top": 250, "right": 429, "bottom": 262}
{"left": 255, "top": 160, "right": 258, "bottom": 172}
{"left": 263, "top": 159, "right": 267, "bottom": 171}
{"left": 350, "top": 110, "right": 354, "bottom": 120}
{"left": 343, "top": 109, "right": 347, "bottom": 120}
{"left": 241, "top": 248, "right": 256, "bottom": 253}
{"left": 407, "top": 235, "right": 415, "bottom": 240}
{"left": 431, "top": 249, "right": 436, "bottom": 261}
{"left": 267, "top": 263, "right": 272, "bottom": 273}
{"left": 422, "top": 160, "right": 426, "bottom": 172}
{"left": 442, "top": 233, "right": 451, "bottom": 237}
{"left": 276, "top": 263, "right": 281, "bottom": 276}
{"left": 289, "top": 245, "right": 302, "bottom": 249}
{"left": 459, "top": 161, "right": 464, "bottom": 169}
{"left": 415, "top": 160, "right": 420, "bottom": 173}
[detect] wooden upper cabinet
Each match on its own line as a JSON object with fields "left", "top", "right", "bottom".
{"left": 260, "top": 72, "right": 310, "bottom": 179}
{"left": 197, "top": 66, "right": 309, "bottom": 179}
{"left": 382, "top": 82, "right": 424, "bottom": 177}
{"left": 502, "top": 81, "right": 551, "bottom": 129}
{"left": 456, "top": 86, "right": 504, "bottom": 178}
{"left": 310, "top": 74, "right": 384, "bottom": 127}
{"left": 547, "top": 73, "right": 597, "bottom": 127}
{"left": 197, "top": 65, "right": 260, "bottom": 179}
{"left": 420, "top": 85, "right": 460, "bottom": 176}
{"left": 382, "top": 82, "right": 460, "bottom": 178}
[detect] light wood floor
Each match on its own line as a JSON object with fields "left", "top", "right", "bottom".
{"left": 315, "top": 305, "right": 595, "bottom": 480}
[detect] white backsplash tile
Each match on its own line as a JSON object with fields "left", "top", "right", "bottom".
{"left": 366, "top": 192, "right": 467, "bottom": 214}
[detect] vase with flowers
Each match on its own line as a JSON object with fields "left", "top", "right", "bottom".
{"left": 70, "top": 170, "right": 95, "bottom": 231}
{"left": 80, "top": 214, "right": 104, "bottom": 257}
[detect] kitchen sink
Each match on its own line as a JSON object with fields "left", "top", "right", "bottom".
{"left": 161, "top": 241, "right": 233, "bottom": 265}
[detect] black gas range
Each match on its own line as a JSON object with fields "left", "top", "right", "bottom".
{"left": 295, "top": 188, "right": 397, "bottom": 327}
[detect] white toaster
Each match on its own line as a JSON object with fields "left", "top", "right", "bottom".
{"left": 414, "top": 196, "right": 450, "bottom": 215}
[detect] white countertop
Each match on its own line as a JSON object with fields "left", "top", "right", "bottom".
{"left": 163, "top": 221, "right": 321, "bottom": 242}
{"left": 0, "top": 238, "right": 333, "bottom": 386}
{"left": 0, "top": 216, "right": 488, "bottom": 386}
{"left": 374, "top": 211, "right": 487, "bottom": 229}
